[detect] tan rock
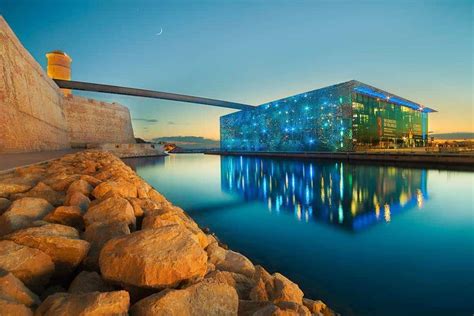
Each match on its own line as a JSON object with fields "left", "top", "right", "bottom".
{"left": 5, "top": 223, "right": 90, "bottom": 275}
{"left": 142, "top": 207, "right": 208, "bottom": 248}
{"left": 11, "top": 182, "right": 65, "bottom": 207}
{"left": 91, "top": 179, "right": 137, "bottom": 199}
{"left": 68, "top": 271, "right": 115, "bottom": 294}
{"left": 147, "top": 189, "right": 167, "bottom": 204}
{"left": 127, "top": 198, "right": 144, "bottom": 217}
{"left": 35, "top": 291, "right": 130, "bottom": 316}
{"left": 0, "top": 176, "right": 34, "bottom": 198}
{"left": 82, "top": 222, "right": 130, "bottom": 271}
{"left": 79, "top": 175, "right": 102, "bottom": 187}
{"left": 45, "top": 175, "right": 81, "bottom": 192}
{"left": 207, "top": 243, "right": 255, "bottom": 278}
{"left": 0, "top": 197, "right": 54, "bottom": 236}
{"left": 250, "top": 266, "right": 304, "bottom": 305}
{"left": 0, "top": 197, "right": 12, "bottom": 214}
{"left": 66, "top": 179, "right": 93, "bottom": 196}
{"left": 205, "top": 270, "right": 255, "bottom": 299}
{"left": 252, "top": 301, "right": 311, "bottom": 316}
{"left": 83, "top": 197, "right": 135, "bottom": 228}
{"left": 64, "top": 191, "right": 90, "bottom": 213}
{"left": 99, "top": 225, "right": 208, "bottom": 288}
{"left": 0, "top": 240, "right": 54, "bottom": 289}
{"left": 0, "top": 270, "right": 40, "bottom": 306}
{"left": 238, "top": 300, "right": 274, "bottom": 316}
{"left": 0, "top": 298, "right": 33, "bottom": 316}
{"left": 302, "top": 298, "right": 334, "bottom": 316}
{"left": 43, "top": 206, "right": 84, "bottom": 229}
{"left": 130, "top": 278, "right": 238, "bottom": 315}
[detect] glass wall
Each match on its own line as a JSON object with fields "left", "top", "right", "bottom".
{"left": 220, "top": 82, "right": 354, "bottom": 152}
{"left": 352, "top": 93, "right": 428, "bottom": 148}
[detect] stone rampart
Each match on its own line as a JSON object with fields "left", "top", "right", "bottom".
{"left": 0, "top": 16, "right": 70, "bottom": 153}
{"left": 0, "top": 16, "right": 136, "bottom": 153}
{"left": 62, "top": 95, "right": 135, "bottom": 148}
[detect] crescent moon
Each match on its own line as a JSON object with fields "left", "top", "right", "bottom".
{"left": 156, "top": 28, "right": 163, "bottom": 36}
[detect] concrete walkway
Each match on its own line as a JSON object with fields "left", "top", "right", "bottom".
{"left": 0, "top": 149, "right": 81, "bottom": 172}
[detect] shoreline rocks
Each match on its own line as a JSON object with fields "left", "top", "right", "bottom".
{"left": 0, "top": 150, "right": 337, "bottom": 315}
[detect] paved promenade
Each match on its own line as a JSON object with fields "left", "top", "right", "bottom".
{"left": 0, "top": 149, "right": 81, "bottom": 172}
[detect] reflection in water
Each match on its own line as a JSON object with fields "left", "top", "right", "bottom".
{"left": 123, "top": 156, "right": 165, "bottom": 171}
{"left": 221, "top": 156, "right": 428, "bottom": 232}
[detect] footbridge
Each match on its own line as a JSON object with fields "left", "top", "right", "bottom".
{"left": 53, "top": 79, "right": 255, "bottom": 111}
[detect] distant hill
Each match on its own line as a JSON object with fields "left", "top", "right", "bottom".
{"left": 431, "top": 132, "right": 474, "bottom": 140}
{"left": 152, "top": 136, "right": 219, "bottom": 150}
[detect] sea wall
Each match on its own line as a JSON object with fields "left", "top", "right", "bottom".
{"left": 62, "top": 95, "right": 135, "bottom": 148}
{"left": 0, "top": 16, "right": 70, "bottom": 153}
{"left": 0, "top": 151, "right": 335, "bottom": 315}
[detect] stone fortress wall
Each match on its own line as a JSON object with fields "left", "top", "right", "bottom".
{"left": 0, "top": 16, "right": 135, "bottom": 153}
{"left": 63, "top": 95, "right": 135, "bottom": 148}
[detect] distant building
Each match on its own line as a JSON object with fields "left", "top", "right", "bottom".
{"left": 220, "top": 80, "right": 436, "bottom": 152}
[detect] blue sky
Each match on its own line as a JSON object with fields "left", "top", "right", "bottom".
{"left": 1, "top": 0, "right": 472, "bottom": 139}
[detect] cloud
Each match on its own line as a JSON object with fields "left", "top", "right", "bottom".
{"left": 167, "top": 121, "right": 176, "bottom": 125}
{"left": 133, "top": 118, "right": 158, "bottom": 123}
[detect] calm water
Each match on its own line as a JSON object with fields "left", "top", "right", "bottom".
{"left": 125, "top": 154, "right": 474, "bottom": 316}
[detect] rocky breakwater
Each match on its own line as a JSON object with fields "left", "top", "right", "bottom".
{"left": 0, "top": 150, "right": 336, "bottom": 316}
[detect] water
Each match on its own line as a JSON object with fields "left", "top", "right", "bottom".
{"left": 124, "top": 154, "right": 474, "bottom": 316}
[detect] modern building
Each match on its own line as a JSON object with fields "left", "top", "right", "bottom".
{"left": 220, "top": 80, "right": 436, "bottom": 152}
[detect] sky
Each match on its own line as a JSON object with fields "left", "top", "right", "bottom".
{"left": 1, "top": 0, "right": 472, "bottom": 140}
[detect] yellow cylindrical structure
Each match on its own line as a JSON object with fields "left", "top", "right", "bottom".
{"left": 46, "top": 50, "right": 72, "bottom": 96}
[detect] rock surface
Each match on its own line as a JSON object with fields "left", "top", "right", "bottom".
{"left": 0, "top": 297, "right": 33, "bottom": 316}
{"left": 207, "top": 242, "right": 256, "bottom": 278}
{"left": 130, "top": 279, "right": 238, "bottom": 316}
{"left": 83, "top": 222, "right": 130, "bottom": 270}
{"left": 68, "top": 271, "right": 115, "bottom": 294}
{"left": 0, "top": 197, "right": 54, "bottom": 236}
{"left": 43, "top": 205, "right": 84, "bottom": 229}
{"left": 11, "top": 182, "right": 64, "bottom": 206}
{"left": 0, "top": 270, "right": 40, "bottom": 306}
{"left": 0, "top": 240, "right": 54, "bottom": 289}
{"left": 35, "top": 291, "right": 130, "bottom": 315}
{"left": 84, "top": 196, "right": 135, "bottom": 228}
{"left": 5, "top": 223, "right": 90, "bottom": 275}
{"left": 99, "top": 225, "right": 208, "bottom": 288}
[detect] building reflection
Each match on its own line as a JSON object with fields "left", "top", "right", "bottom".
{"left": 221, "top": 156, "right": 428, "bottom": 232}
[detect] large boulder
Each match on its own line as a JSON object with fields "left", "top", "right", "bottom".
{"left": 66, "top": 179, "right": 93, "bottom": 196}
{"left": 0, "top": 270, "right": 40, "bottom": 306}
{"left": 10, "top": 182, "right": 65, "bottom": 206}
{"left": 142, "top": 206, "right": 208, "bottom": 248}
{"left": 5, "top": 223, "right": 90, "bottom": 275}
{"left": 0, "top": 197, "right": 54, "bottom": 236}
{"left": 252, "top": 301, "right": 311, "bottom": 316}
{"left": 0, "top": 298, "right": 33, "bottom": 316}
{"left": 205, "top": 270, "right": 255, "bottom": 300}
{"left": 207, "top": 243, "right": 255, "bottom": 278}
{"left": 43, "top": 206, "right": 84, "bottom": 229}
{"left": 0, "top": 176, "right": 34, "bottom": 198}
{"left": 35, "top": 291, "right": 130, "bottom": 315}
{"left": 250, "top": 266, "right": 304, "bottom": 305}
{"left": 68, "top": 271, "right": 115, "bottom": 294}
{"left": 83, "top": 222, "right": 130, "bottom": 270}
{"left": 302, "top": 298, "right": 335, "bottom": 316}
{"left": 99, "top": 225, "right": 208, "bottom": 289}
{"left": 64, "top": 192, "right": 90, "bottom": 213}
{"left": 91, "top": 179, "right": 138, "bottom": 199}
{"left": 0, "top": 240, "right": 54, "bottom": 289}
{"left": 130, "top": 278, "right": 238, "bottom": 315}
{"left": 83, "top": 197, "right": 135, "bottom": 228}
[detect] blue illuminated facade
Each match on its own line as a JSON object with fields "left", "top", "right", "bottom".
{"left": 220, "top": 80, "right": 436, "bottom": 152}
